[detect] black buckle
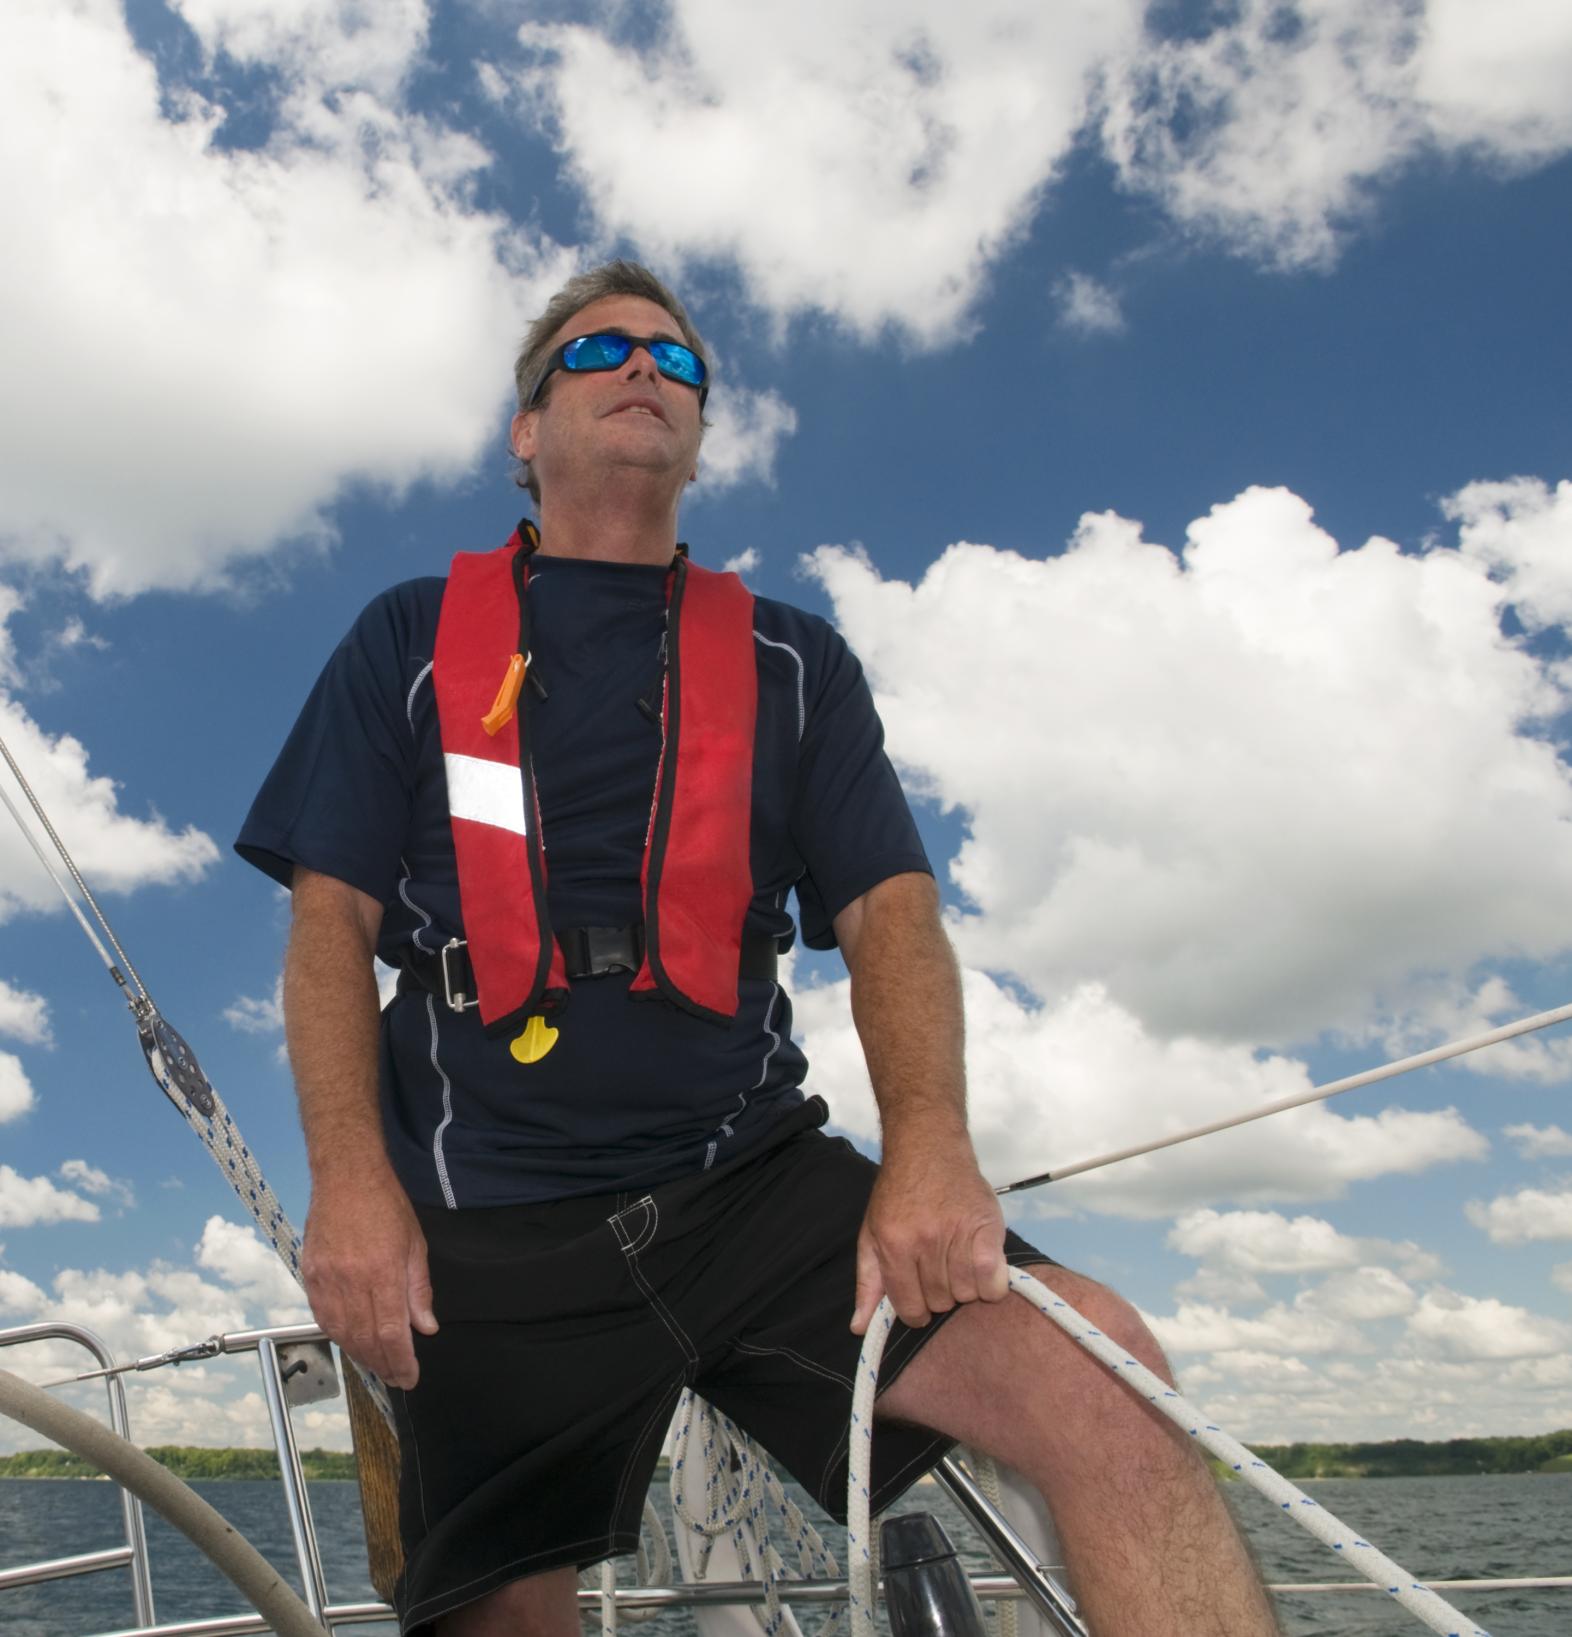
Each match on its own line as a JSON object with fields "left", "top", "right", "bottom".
{"left": 561, "top": 924, "right": 645, "bottom": 979}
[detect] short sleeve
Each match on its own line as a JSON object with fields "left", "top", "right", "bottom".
{"left": 234, "top": 586, "right": 425, "bottom": 906}
{"left": 791, "top": 625, "right": 930, "bottom": 949}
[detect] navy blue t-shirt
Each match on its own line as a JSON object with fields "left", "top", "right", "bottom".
{"left": 236, "top": 553, "right": 930, "bottom": 1207}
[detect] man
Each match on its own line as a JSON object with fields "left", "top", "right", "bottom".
{"left": 239, "top": 261, "right": 1277, "bottom": 1636}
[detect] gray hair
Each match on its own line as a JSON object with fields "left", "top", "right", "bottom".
{"left": 512, "top": 260, "right": 710, "bottom": 502}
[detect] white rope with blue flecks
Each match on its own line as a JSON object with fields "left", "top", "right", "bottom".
{"left": 590, "top": 1499, "right": 672, "bottom": 1630}
{"left": 847, "top": 1270, "right": 1491, "bottom": 1637}
{"left": 670, "top": 1388, "right": 849, "bottom": 1637}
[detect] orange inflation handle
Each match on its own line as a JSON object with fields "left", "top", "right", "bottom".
{"left": 481, "top": 653, "right": 527, "bottom": 735}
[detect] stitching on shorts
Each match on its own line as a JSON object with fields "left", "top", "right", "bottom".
{"left": 870, "top": 1435, "right": 953, "bottom": 1508}
{"left": 819, "top": 1421, "right": 852, "bottom": 1504}
{"left": 400, "top": 1533, "right": 618, "bottom": 1625}
{"left": 733, "top": 1337, "right": 854, "bottom": 1389}
{"left": 400, "top": 1387, "right": 430, "bottom": 1535}
{"left": 607, "top": 1194, "right": 658, "bottom": 1254}
{"left": 623, "top": 1244, "right": 699, "bottom": 1365}
{"left": 612, "top": 1372, "right": 685, "bottom": 1533}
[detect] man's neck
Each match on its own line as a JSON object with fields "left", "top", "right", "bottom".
{"left": 534, "top": 483, "right": 683, "bottom": 566}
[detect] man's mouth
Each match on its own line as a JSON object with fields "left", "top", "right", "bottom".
{"left": 608, "top": 397, "right": 666, "bottom": 422}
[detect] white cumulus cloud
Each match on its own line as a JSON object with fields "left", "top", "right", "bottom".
{"left": 0, "top": 0, "right": 576, "bottom": 598}
{"left": 1465, "top": 1185, "right": 1572, "bottom": 1244}
{"left": 1297, "top": 1266, "right": 1417, "bottom": 1323}
{"left": 0, "top": 1053, "right": 36, "bottom": 1124}
{"left": 1055, "top": 272, "right": 1125, "bottom": 337}
{"left": 195, "top": 1216, "right": 311, "bottom": 1322}
{"left": 0, "top": 695, "right": 220, "bottom": 923}
{"left": 1149, "top": 1299, "right": 1368, "bottom": 1358}
{"left": 0, "top": 1264, "right": 47, "bottom": 1319}
{"left": 511, "top": 0, "right": 1143, "bottom": 343}
{"left": 1504, "top": 1123, "right": 1572, "bottom": 1159}
{"left": 0, "top": 979, "right": 51, "bottom": 1046}
{"left": 224, "top": 980, "right": 285, "bottom": 1036}
{"left": 796, "top": 973, "right": 1486, "bottom": 1217}
{"left": 1406, "top": 1286, "right": 1572, "bottom": 1360}
{"left": 696, "top": 386, "right": 798, "bottom": 494}
{"left": 58, "top": 1160, "right": 134, "bottom": 1209}
{"left": 1100, "top": 0, "right": 1572, "bottom": 271}
{"left": 806, "top": 482, "right": 1572, "bottom": 1049}
{"left": 1166, "top": 1208, "right": 1436, "bottom": 1279}
{"left": 0, "top": 1164, "right": 99, "bottom": 1227}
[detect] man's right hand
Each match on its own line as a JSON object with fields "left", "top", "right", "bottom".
{"left": 300, "top": 1168, "right": 438, "bottom": 1390}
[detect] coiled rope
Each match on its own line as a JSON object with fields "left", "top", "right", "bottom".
{"left": 671, "top": 1388, "right": 850, "bottom": 1637}
{"left": 846, "top": 1272, "right": 1491, "bottom": 1637}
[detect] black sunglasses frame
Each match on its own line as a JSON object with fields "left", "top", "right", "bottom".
{"left": 530, "top": 331, "right": 709, "bottom": 408}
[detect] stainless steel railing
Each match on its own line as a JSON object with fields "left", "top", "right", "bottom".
{"left": 0, "top": 1321, "right": 157, "bottom": 1626}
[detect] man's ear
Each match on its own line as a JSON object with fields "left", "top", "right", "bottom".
{"left": 511, "top": 408, "right": 537, "bottom": 462}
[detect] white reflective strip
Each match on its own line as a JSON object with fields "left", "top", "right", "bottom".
{"left": 443, "top": 753, "right": 527, "bottom": 836}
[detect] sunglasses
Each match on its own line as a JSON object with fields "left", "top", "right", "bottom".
{"left": 532, "top": 331, "right": 709, "bottom": 406}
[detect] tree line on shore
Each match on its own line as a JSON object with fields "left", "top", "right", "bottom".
{"left": 0, "top": 1446, "right": 358, "bottom": 1480}
{"left": 1, "top": 1430, "right": 1570, "bottom": 1481}
{"left": 1232, "top": 1429, "right": 1572, "bottom": 1479}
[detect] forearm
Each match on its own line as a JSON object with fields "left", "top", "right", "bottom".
{"left": 283, "top": 870, "right": 390, "bottom": 1186}
{"left": 281, "top": 868, "right": 434, "bottom": 1385}
{"left": 839, "top": 872, "right": 1004, "bottom": 1330}
{"left": 842, "top": 873, "right": 972, "bottom": 1159}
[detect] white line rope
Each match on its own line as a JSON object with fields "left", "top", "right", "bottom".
{"left": 670, "top": 1389, "right": 845, "bottom": 1637}
{"left": 999, "top": 1001, "right": 1572, "bottom": 1194}
{"left": 847, "top": 1274, "right": 1492, "bottom": 1637}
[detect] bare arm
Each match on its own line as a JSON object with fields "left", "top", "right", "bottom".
{"left": 284, "top": 866, "right": 436, "bottom": 1387}
{"left": 836, "top": 871, "right": 1008, "bottom": 1334}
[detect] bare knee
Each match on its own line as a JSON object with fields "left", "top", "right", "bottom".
{"left": 437, "top": 1564, "right": 580, "bottom": 1637}
{"left": 1026, "top": 1263, "right": 1175, "bottom": 1386}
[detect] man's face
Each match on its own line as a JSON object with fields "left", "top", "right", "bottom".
{"left": 511, "top": 294, "right": 704, "bottom": 501}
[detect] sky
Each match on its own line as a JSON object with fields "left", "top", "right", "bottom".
{"left": 1, "top": 0, "right": 1571, "bottom": 1463}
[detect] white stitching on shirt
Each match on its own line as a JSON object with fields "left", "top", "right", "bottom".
{"left": 703, "top": 982, "right": 782, "bottom": 1171}
{"left": 406, "top": 659, "right": 434, "bottom": 728}
{"left": 754, "top": 631, "right": 805, "bottom": 740}
{"left": 752, "top": 983, "right": 782, "bottom": 1091}
{"left": 425, "top": 993, "right": 457, "bottom": 1209}
{"left": 398, "top": 856, "right": 436, "bottom": 952}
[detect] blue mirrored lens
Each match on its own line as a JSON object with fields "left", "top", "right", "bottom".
{"left": 648, "top": 342, "right": 705, "bottom": 387}
{"left": 562, "top": 333, "right": 633, "bottom": 371}
{"left": 560, "top": 333, "right": 706, "bottom": 390}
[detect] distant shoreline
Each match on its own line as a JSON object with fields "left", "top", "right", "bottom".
{"left": 2, "top": 1432, "right": 1570, "bottom": 1481}
{"left": 1212, "top": 1429, "right": 1572, "bottom": 1481}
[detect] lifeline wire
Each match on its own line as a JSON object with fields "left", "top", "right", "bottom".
{"left": 999, "top": 999, "right": 1572, "bottom": 1195}
{"left": 846, "top": 1276, "right": 1489, "bottom": 1637}
{"left": 0, "top": 728, "right": 149, "bottom": 998}
{"left": 0, "top": 761, "right": 128, "bottom": 987}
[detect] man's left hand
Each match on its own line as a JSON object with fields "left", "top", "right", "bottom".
{"left": 851, "top": 1146, "right": 1009, "bottom": 1334}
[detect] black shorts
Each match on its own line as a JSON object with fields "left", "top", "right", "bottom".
{"left": 390, "top": 1097, "right": 1050, "bottom": 1633}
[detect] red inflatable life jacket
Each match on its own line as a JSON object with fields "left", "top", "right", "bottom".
{"left": 432, "top": 522, "right": 758, "bottom": 1036}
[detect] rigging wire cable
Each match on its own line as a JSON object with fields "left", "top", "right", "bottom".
{"left": 998, "top": 1000, "right": 1572, "bottom": 1195}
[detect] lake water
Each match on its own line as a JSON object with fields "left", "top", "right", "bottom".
{"left": 1, "top": 1471, "right": 1567, "bottom": 1635}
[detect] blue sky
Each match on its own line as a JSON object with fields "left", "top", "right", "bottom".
{"left": 2, "top": 0, "right": 1571, "bottom": 1453}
